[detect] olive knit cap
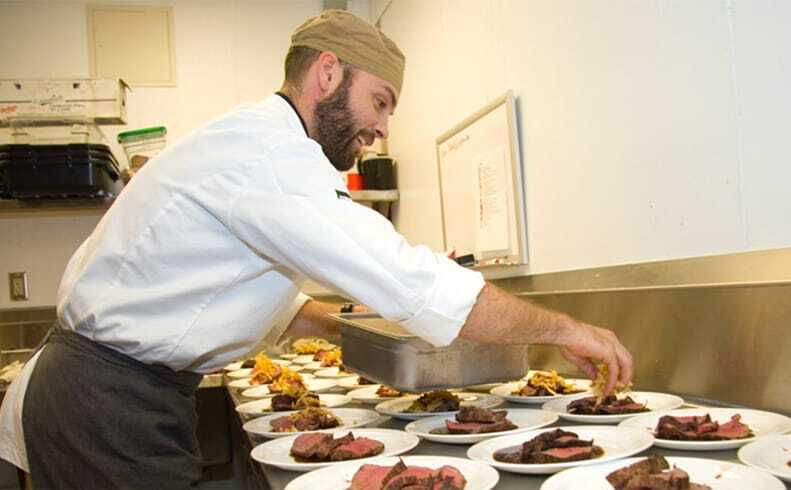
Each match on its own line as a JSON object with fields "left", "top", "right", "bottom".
{"left": 289, "top": 9, "right": 405, "bottom": 94}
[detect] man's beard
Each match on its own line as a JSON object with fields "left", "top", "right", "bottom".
{"left": 314, "top": 67, "right": 371, "bottom": 172}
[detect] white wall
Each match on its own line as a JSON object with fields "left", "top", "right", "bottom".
{"left": 373, "top": 0, "right": 791, "bottom": 274}
{"left": 0, "top": 0, "right": 370, "bottom": 308}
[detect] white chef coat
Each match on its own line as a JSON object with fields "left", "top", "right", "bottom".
{"left": 0, "top": 93, "right": 485, "bottom": 470}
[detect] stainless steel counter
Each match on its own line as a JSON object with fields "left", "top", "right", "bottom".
{"left": 227, "top": 384, "right": 790, "bottom": 490}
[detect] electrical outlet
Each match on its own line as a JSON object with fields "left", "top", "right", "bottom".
{"left": 9, "top": 272, "right": 29, "bottom": 301}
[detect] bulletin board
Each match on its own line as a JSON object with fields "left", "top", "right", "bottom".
{"left": 436, "top": 91, "right": 527, "bottom": 267}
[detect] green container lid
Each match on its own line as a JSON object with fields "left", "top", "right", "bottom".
{"left": 117, "top": 126, "right": 167, "bottom": 144}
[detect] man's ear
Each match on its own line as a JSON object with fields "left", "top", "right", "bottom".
{"left": 316, "top": 51, "right": 342, "bottom": 94}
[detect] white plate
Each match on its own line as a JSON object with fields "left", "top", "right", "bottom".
{"left": 280, "top": 353, "right": 298, "bottom": 360}
{"left": 542, "top": 391, "right": 685, "bottom": 424}
{"left": 236, "top": 394, "right": 352, "bottom": 416}
{"left": 291, "top": 355, "right": 316, "bottom": 365}
{"left": 620, "top": 408, "right": 791, "bottom": 451}
{"left": 490, "top": 379, "right": 592, "bottom": 404}
{"left": 242, "top": 408, "right": 382, "bottom": 439}
{"left": 405, "top": 408, "right": 558, "bottom": 445}
{"left": 738, "top": 434, "right": 791, "bottom": 482}
{"left": 467, "top": 425, "right": 654, "bottom": 475}
{"left": 241, "top": 379, "right": 338, "bottom": 398}
{"left": 250, "top": 428, "right": 419, "bottom": 472}
{"left": 284, "top": 455, "right": 499, "bottom": 490}
{"left": 223, "top": 361, "right": 251, "bottom": 371}
{"left": 337, "top": 375, "right": 371, "bottom": 390}
{"left": 376, "top": 393, "right": 504, "bottom": 421}
{"left": 314, "top": 367, "right": 355, "bottom": 378}
{"left": 540, "top": 456, "right": 785, "bottom": 490}
{"left": 227, "top": 368, "right": 254, "bottom": 379}
{"left": 347, "top": 385, "right": 406, "bottom": 405}
{"left": 463, "top": 382, "right": 505, "bottom": 392}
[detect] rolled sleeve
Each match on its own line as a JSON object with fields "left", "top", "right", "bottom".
{"left": 399, "top": 257, "right": 485, "bottom": 346}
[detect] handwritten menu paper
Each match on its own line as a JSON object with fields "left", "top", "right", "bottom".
{"left": 475, "top": 146, "right": 510, "bottom": 259}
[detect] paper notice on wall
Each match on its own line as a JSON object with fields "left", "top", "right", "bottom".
{"left": 474, "top": 146, "right": 510, "bottom": 259}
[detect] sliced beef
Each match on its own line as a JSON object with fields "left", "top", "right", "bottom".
{"left": 655, "top": 413, "right": 752, "bottom": 441}
{"left": 350, "top": 461, "right": 408, "bottom": 490}
{"left": 567, "top": 395, "right": 647, "bottom": 415}
{"left": 271, "top": 394, "right": 297, "bottom": 412}
{"left": 493, "top": 446, "right": 523, "bottom": 464}
{"left": 445, "top": 419, "right": 516, "bottom": 434}
{"left": 623, "top": 467, "right": 690, "bottom": 489}
{"left": 434, "top": 466, "right": 466, "bottom": 490}
{"left": 455, "top": 406, "right": 507, "bottom": 423}
{"left": 607, "top": 455, "right": 670, "bottom": 489}
{"left": 240, "top": 359, "right": 255, "bottom": 368}
{"left": 383, "top": 466, "right": 437, "bottom": 489}
{"left": 528, "top": 445, "right": 603, "bottom": 464}
{"left": 289, "top": 433, "right": 333, "bottom": 460}
{"left": 269, "top": 416, "right": 295, "bottom": 432}
{"left": 330, "top": 437, "right": 385, "bottom": 461}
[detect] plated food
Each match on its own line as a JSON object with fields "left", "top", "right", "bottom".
{"left": 619, "top": 408, "right": 791, "bottom": 451}
{"left": 540, "top": 456, "right": 785, "bottom": 490}
{"left": 517, "top": 370, "right": 585, "bottom": 397}
{"left": 606, "top": 455, "right": 711, "bottom": 489}
{"left": 466, "top": 425, "right": 654, "bottom": 474}
{"left": 542, "top": 391, "right": 684, "bottom": 424}
{"left": 242, "top": 378, "right": 337, "bottom": 398}
{"left": 242, "top": 408, "right": 381, "bottom": 439}
{"left": 738, "top": 435, "right": 791, "bottom": 482}
{"left": 491, "top": 378, "right": 592, "bottom": 405}
{"left": 236, "top": 394, "right": 351, "bottom": 416}
{"left": 376, "top": 392, "right": 503, "bottom": 421}
{"left": 313, "top": 348, "right": 342, "bottom": 367}
{"left": 283, "top": 455, "right": 499, "bottom": 490}
{"left": 567, "top": 395, "right": 649, "bottom": 415}
{"left": 314, "top": 366, "right": 356, "bottom": 379}
{"left": 493, "top": 428, "right": 604, "bottom": 464}
{"left": 291, "top": 337, "right": 335, "bottom": 355}
{"left": 405, "top": 408, "right": 558, "bottom": 445}
{"left": 348, "top": 385, "right": 410, "bottom": 405}
{"left": 338, "top": 375, "right": 377, "bottom": 390}
{"left": 250, "top": 429, "right": 419, "bottom": 472}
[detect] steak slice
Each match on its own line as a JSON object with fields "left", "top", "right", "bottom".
{"left": 350, "top": 461, "right": 408, "bottom": 490}
{"left": 527, "top": 444, "right": 604, "bottom": 464}
{"left": 493, "top": 446, "right": 523, "bottom": 464}
{"left": 434, "top": 465, "right": 467, "bottom": 490}
{"left": 623, "top": 467, "right": 690, "bottom": 489}
{"left": 455, "top": 406, "right": 507, "bottom": 423}
{"left": 521, "top": 429, "right": 580, "bottom": 455}
{"left": 330, "top": 437, "right": 385, "bottom": 461}
{"left": 383, "top": 466, "right": 437, "bottom": 489}
{"left": 445, "top": 418, "right": 517, "bottom": 434}
{"left": 289, "top": 433, "right": 333, "bottom": 460}
{"left": 606, "top": 455, "right": 670, "bottom": 490}
{"left": 709, "top": 414, "right": 752, "bottom": 440}
{"left": 269, "top": 415, "right": 295, "bottom": 432}
{"left": 271, "top": 394, "right": 297, "bottom": 411}
{"left": 567, "top": 395, "right": 647, "bottom": 415}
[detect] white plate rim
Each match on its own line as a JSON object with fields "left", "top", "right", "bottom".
{"left": 283, "top": 454, "right": 499, "bottom": 490}
{"left": 404, "top": 408, "right": 559, "bottom": 444}
{"left": 466, "top": 425, "right": 655, "bottom": 474}
{"left": 738, "top": 434, "right": 791, "bottom": 482}
{"left": 618, "top": 407, "right": 791, "bottom": 451}
{"left": 542, "top": 391, "right": 685, "bottom": 423}
{"left": 375, "top": 393, "right": 504, "bottom": 420}
{"left": 490, "top": 379, "right": 592, "bottom": 404}
{"left": 250, "top": 428, "right": 420, "bottom": 472}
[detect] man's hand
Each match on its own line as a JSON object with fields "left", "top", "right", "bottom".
{"left": 557, "top": 321, "right": 633, "bottom": 395}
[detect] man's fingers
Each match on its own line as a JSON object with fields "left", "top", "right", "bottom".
{"left": 604, "top": 351, "right": 619, "bottom": 395}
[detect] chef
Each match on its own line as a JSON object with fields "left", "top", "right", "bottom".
{"left": 0, "top": 9, "right": 632, "bottom": 489}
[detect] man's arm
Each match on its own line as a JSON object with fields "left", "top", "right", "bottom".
{"left": 459, "top": 283, "right": 633, "bottom": 394}
{"left": 281, "top": 299, "right": 342, "bottom": 342}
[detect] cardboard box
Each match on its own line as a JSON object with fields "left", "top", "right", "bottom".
{"left": 0, "top": 78, "right": 128, "bottom": 125}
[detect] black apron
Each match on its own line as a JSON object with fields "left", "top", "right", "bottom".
{"left": 22, "top": 327, "right": 203, "bottom": 489}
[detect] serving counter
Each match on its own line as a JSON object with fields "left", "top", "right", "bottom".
{"left": 225, "top": 380, "right": 791, "bottom": 490}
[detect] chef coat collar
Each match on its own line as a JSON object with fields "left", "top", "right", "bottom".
{"left": 275, "top": 92, "right": 309, "bottom": 137}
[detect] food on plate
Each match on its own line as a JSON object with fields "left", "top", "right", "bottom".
{"left": 269, "top": 407, "right": 341, "bottom": 433}
{"left": 358, "top": 376, "right": 376, "bottom": 385}
{"left": 590, "top": 362, "right": 631, "bottom": 403}
{"left": 289, "top": 431, "right": 384, "bottom": 462}
{"left": 512, "top": 370, "right": 583, "bottom": 397}
{"left": 292, "top": 337, "right": 333, "bottom": 355}
{"left": 606, "top": 455, "right": 712, "bottom": 490}
{"left": 270, "top": 392, "right": 321, "bottom": 412}
{"left": 240, "top": 358, "right": 256, "bottom": 369}
{"left": 376, "top": 385, "right": 405, "bottom": 398}
{"left": 567, "top": 395, "right": 648, "bottom": 415}
{"left": 404, "top": 391, "right": 461, "bottom": 413}
{"left": 654, "top": 413, "right": 753, "bottom": 441}
{"left": 314, "top": 348, "right": 342, "bottom": 367}
{"left": 350, "top": 459, "right": 467, "bottom": 490}
{"left": 266, "top": 368, "right": 306, "bottom": 394}
{"left": 493, "top": 428, "right": 604, "bottom": 464}
{"left": 250, "top": 353, "right": 283, "bottom": 385}
{"left": 431, "top": 406, "right": 517, "bottom": 435}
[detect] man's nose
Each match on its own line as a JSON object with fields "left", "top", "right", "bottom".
{"left": 373, "top": 114, "right": 389, "bottom": 140}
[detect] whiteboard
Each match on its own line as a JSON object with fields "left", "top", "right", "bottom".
{"left": 436, "top": 91, "right": 527, "bottom": 267}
